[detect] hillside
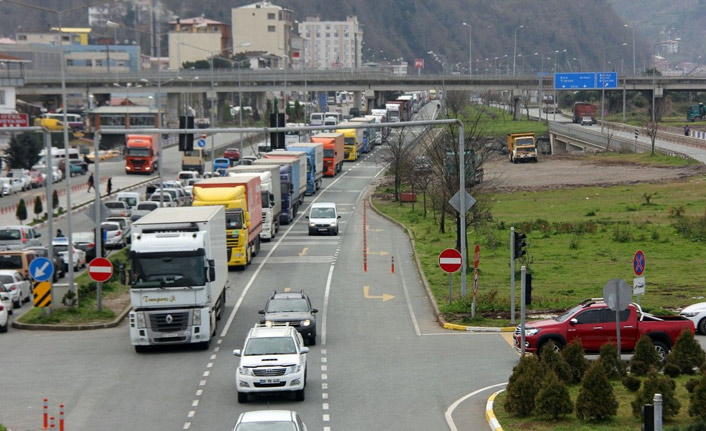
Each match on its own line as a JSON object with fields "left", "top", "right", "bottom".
{"left": 0, "top": 0, "right": 650, "bottom": 74}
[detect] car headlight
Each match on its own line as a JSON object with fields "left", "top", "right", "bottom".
{"left": 286, "top": 364, "right": 302, "bottom": 374}
{"left": 264, "top": 320, "right": 273, "bottom": 327}
{"left": 301, "top": 319, "right": 311, "bottom": 327}
{"left": 309, "top": 222, "right": 316, "bottom": 227}
{"left": 238, "top": 367, "right": 254, "bottom": 376}
{"left": 193, "top": 310, "right": 201, "bottom": 326}
{"left": 525, "top": 328, "right": 541, "bottom": 336}
{"left": 681, "top": 312, "right": 698, "bottom": 317}
{"left": 136, "top": 312, "right": 146, "bottom": 329}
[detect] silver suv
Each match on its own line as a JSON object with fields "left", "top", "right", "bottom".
{"left": 233, "top": 324, "right": 308, "bottom": 403}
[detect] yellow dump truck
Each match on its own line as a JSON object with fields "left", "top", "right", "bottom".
{"left": 507, "top": 132, "right": 538, "bottom": 163}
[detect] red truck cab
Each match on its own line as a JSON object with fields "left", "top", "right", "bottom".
{"left": 514, "top": 298, "right": 694, "bottom": 359}
{"left": 125, "top": 134, "right": 159, "bottom": 174}
{"left": 572, "top": 102, "right": 597, "bottom": 124}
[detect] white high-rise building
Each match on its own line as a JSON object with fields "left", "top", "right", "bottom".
{"left": 299, "top": 16, "right": 362, "bottom": 70}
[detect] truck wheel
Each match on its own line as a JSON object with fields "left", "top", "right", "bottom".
{"left": 237, "top": 392, "right": 248, "bottom": 404}
{"left": 651, "top": 340, "right": 669, "bottom": 361}
{"left": 198, "top": 340, "right": 211, "bottom": 350}
{"left": 538, "top": 339, "right": 563, "bottom": 358}
{"left": 699, "top": 318, "right": 706, "bottom": 335}
{"left": 294, "top": 389, "right": 305, "bottom": 402}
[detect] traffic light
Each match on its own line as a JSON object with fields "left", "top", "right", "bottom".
{"left": 514, "top": 231, "right": 527, "bottom": 259}
{"left": 525, "top": 273, "right": 533, "bottom": 305}
{"left": 178, "top": 116, "right": 194, "bottom": 151}
{"left": 269, "top": 113, "right": 285, "bottom": 150}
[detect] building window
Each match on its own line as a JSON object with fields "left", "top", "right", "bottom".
{"left": 17, "top": 35, "right": 26, "bottom": 41}
{"left": 268, "top": 25, "right": 275, "bottom": 32}
{"left": 61, "top": 35, "right": 70, "bottom": 42}
{"left": 117, "top": 60, "right": 127, "bottom": 67}
{"left": 100, "top": 115, "right": 126, "bottom": 127}
{"left": 95, "top": 59, "right": 104, "bottom": 67}
{"left": 85, "top": 60, "right": 93, "bottom": 67}
{"left": 268, "top": 13, "right": 275, "bottom": 19}
{"left": 0, "top": 90, "right": 5, "bottom": 105}
{"left": 212, "top": 26, "right": 218, "bottom": 32}
{"left": 130, "top": 115, "right": 156, "bottom": 128}
{"left": 325, "top": 33, "right": 330, "bottom": 38}
{"left": 66, "top": 59, "right": 74, "bottom": 66}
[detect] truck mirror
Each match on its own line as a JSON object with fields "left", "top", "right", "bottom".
{"left": 570, "top": 318, "right": 578, "bottom": 325}
{"left": 305, "top": 216, "right": 309, "bottom": 219}
{"left": 258, "top": 310, "right": 265, "bottom": 315}
{"left": 269, "top": 193, "right": 275, "bottom": 206}
{"left": 232, "top": 349, "right": 241, "bottom": 357}
{"left": 290, "top": 185, "right": 294, "bottom": 194}
{"left": 208, "top": 259, "right": 216, "bottom": 281}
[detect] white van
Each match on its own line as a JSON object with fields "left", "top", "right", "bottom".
{"left": 116, "top": 192, "right": 141, "bottom": 209}
{"left": 310, "top": 113, "right": 324, "bottom": 126}
{"left": 307, "top": 202, "right": 340, "bottom": 236}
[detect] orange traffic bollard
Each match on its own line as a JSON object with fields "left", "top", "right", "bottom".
{"left": 59, "top": 404, "right": 65, "bottom": 431}
{"left": 43, "top": 398, "right": 48, "bottom": 429}
{"left": 391, "top": 256, "right": 395, "bottom": 273}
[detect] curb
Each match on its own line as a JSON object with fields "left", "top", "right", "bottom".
{"left": 12, "top": 304, "right": 131, "bottom": 330}
{"left": 486, "top": 389, "right": 505, "bottom": 431}
{"left": 442, "top": 322, "right": 516, "bottom": 332}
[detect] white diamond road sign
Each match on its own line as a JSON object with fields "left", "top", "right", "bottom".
{"left": 449, "top": 190, "right": 476, "bottom": 213}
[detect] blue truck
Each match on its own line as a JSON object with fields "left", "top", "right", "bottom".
{"left": 254, "top": 157, "right": 300, "bottom": 225}
{"left": 286, "top": 143, "right": 324, "bottom": 195}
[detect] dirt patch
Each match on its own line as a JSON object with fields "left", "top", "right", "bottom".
{"left": 482, "top": 154, "right": 705, "bottom": 192}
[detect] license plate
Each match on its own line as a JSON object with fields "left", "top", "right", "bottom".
{"left": 259, "top": 378, "right": 280, "bottom": 384}
{"left": 318, "top": 228, "right": 328, "bottom": 232}
{"left": 161, "top": 332, "right": 181, "bottom": 338}
{"left": 135, "top": 167, "right": 141, "bottom": 170}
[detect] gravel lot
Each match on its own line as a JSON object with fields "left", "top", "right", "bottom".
{"left": 483, "top": 154, "right": 705, "bottom": 191}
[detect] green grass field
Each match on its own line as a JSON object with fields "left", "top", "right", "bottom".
{"left": 373, "top": 152, "right": 706, "bottom": 325}
{"left": 494, "top": 375, "right": 700, "bottom": 431}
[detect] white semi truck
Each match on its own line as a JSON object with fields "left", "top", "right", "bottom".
{"left": 128, "top": 206, "right": 228, "bottom": 352}
{"left": 227, "top": 164, "right": 282, "bottom": 241}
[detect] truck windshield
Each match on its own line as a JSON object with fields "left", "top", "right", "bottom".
{"left": 344, "top": 137, "right": 355, "bottom": 145}
{"left": 131, "top": 252, "right": 205, "bottom": 288}
{"left": 244, "top": 336, "right": 297, "bottom": 355}
{"left": 323, "top": 149, "right": 334, "bottom": 158}
{"left": 127, "top": 148, "right": 150, "bottom": 157}
{"left": 226, "top": 211, "right": 243, "bottom": 230}
{"left": 515, "top": 138, "right": 534, "bottom": 147}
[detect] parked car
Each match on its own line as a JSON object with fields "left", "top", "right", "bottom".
{"left": 131, "top": 201, "right": 159, "bottom": 222}
{"left": 0, "top": 269, "right": 31, "bottom": 307}
{"left": 223, "top": 147, "right": 241, "bottom": 163}
{"left": 0, "top": 285, "right": 9, "bottom": 332}
{"left": 232, "top": 410, "right": 307, "bottom": 431}
{"left": 104, "top": 201, "right": 132, "bottom": 218}
{"left": 0, "top": 249, "right": 38, "bottom": 279}
{"left": 24, "top": 246, "right": 65, "bottom": 282}
{"left": 259, "top": 290, "right": 318, "bottom": 346}
{"left": 8, "top": 169, "right": 31, "bottom": 191}
{"left": 101, "top": 221, "right": 128, "bottom": 249}
{"left": 149, "top": 188, "right": 183, "bottom": 206}
{"left": 51, "top": 237, "right": 86, "bottom": 271}
{"left": 51, "top": 167, "right": 63, "bottom": 183}
{"left": 105, "top": 217, "right": 131, "bottom": 245}
{"left": 184, "top": 186, "right": 193, "bottom": 198}
{"left": 0, "top": 177, "right": 24, "bottom": 196}
{"left": 177, "top": 170, "right": 200, "bottom": 186}
{"left": 148, "top": 193, "right": 176, "bottom": 208}
{"left": 580, "top": 116, "right": 593, "bottom": 126}
{"left": 240, "top": 155, "right": 258, "bottom": 165}
{"left": 68, "top": 159, "right": 87, "bottom": 176}
{"left": 115, "top": 192, "right": 141, "bottom": 209}
{"left": 213, "top": 158, "right": 231, "bottom": 173}
{"left": 0, "top": 283, "right": 13, "bottom": 318}
{"left": 29, "top": 170, "right": 46, "bottom": 188}
{"left": 72, "top": 231, "right": 102, "bottom": 262}
{"left": 0, "top": 226, "right": 42, "bottom": 250}
{"left": 680, "top": 302, "right": 706, "bottom": 335}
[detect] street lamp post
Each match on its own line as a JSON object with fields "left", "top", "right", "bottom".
{"left": 553, "top": 49, "right": 566, "bottom": 122}
{"left": 462, "top": 22, "right": 472, "bottom": 77}
{"left": 601, "top": 42, "right": 627, "bottom": 133}
{"left": 625, "top": 24, "right": 636, "bottom": 76}
{"left": 513, "top": 24, "right": 523, "bottom": 76}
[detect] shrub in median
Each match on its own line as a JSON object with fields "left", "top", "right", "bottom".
{"left": 534, "top": 372, "right": 573, "bottom": 420}
{"left": 597, "top": 343, "right": 626, "bottom": 379}
{"left": 562, "top": 338, "right": 589, "bottom": 384}
{"left": 665, "top": 330, "right": 706, "bottom": 375}
{"left": 575, "top": 361, "right": 618, "bottom": 422}
{"left": 622, "top": 375, "right": 641, "bottom": 392}
{"left": 689, "top": 373, "right": 706, "bottom": 421}
{"left": 540, "top": 340, "right": 572, "bottom": 384}
{"left": 630, "top": 335, "right": 662, "bottom": 376}
{"left": 631, "top": 369, "right": 680, "bottom": 419}
{"left": 503, "top": 355, "right": 548, "bottom": 417}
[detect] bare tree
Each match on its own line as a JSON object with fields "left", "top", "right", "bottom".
{"left": 382, "top": 125, "right": 419, "bottom": 201}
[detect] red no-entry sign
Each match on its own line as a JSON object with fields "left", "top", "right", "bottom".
{"left": 439, "top": 248, "right": 463, "bottom": 273}
{"left": 88, "top": 257, "right": 113, "bottom": 282}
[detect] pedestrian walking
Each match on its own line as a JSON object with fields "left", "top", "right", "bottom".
{"left": 56, "top": 229, "right": 65, "bottom": 238}
{"left": 87, "top": 173, "right": 95, "bottom": 192}
{"left": 107, "top": 177, "right": 112, "bottom": 195}
{"left": 684, "top": 125, "right": 691, "bottom": 136}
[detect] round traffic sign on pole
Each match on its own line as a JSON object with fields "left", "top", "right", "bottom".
{"left": 439, "top": 248, "right": 463, "bottom": 273}
{"left": 633, "top": 250, "right": 646, "bottom": 276}
{"left": 88, "top": 258, "right": 114, "bottom": 282}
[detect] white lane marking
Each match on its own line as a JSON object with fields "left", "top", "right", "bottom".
{"left": 221, "top": 168, "right": 350, "bottom": 338}
{"left": 191, "top": 400, "right": 199, "bottom": 407}
{"left": 323, "top": 403, "right": 329, "bottom": 410}
{"left": 187, "top": 411, "right": 195, "bottom": 418}
{"left": 321, "top": 365, "right": 327, "bottom": 372}
{"left": 323, "top": 414, "right": 330, "bottom": 422}
{"left": 199, "top": 380, "right": 206, "bottom": 386}
{"left": 322, "top": 393, "right": 329, "bottom": 399}
{"left": 395, "top": 238, "right": 421, "bottom": 336}
{"left": 210, "top": 354, "right": 216, "bottom": 360}
{"left": 195, "top": 389, "right": 203, "bottom": 396}
{"left": 206, "top": 362, "right": 213, "bottom": 368}
{"left": 202, "top": 371, "right": 209, "bottom": 377}
{"left": 445, "top": 382, "right": 507, "bottom": 431}
{"left": 321, "top": 357, "right": 327, "bottom": 363}
{"left": 322, "top": 374, "right": 328, "bottom": 380}
{"left": 321, "top": 260, "right": 336, "bottom": 346}
{"left": 322, "top": 383, "right": 328, "bottom": 389}
{"left": 183, "top": 423, "right": 191, "bottom": 430}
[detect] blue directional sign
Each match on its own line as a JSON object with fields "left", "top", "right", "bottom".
{"left": 318, "top": 93, "right": 327, "bottom": 111}
{"left": 554, "top": 73, "right": 596, "bottom": 89}
{"left": 197, "top": 138, "right": 206, "bottom": 148}
{"left": 597, "top": 72, "right": 618, "bottom": 89}
{"left": 29, "top": 257, "right": 54, "bottom": 282}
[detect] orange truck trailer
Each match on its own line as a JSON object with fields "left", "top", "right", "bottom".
{"left": 125, "top": 134, "right": 160, "bottom": 175}
{"left": 311, "top": 132, "right": 345, "bottom": 177}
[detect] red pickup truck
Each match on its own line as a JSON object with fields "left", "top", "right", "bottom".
{"left": 514, "top": 298, "right": 694, "bottom": 359}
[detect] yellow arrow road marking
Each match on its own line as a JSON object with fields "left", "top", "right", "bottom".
{"left": 363, "top": 285, "right": 394, "bottom": 302}
{"left": 283, "top": 287, "right": 291, "bottom": 292}
{"left": 298, "top": 247, "right": 309, "bottom": 257}
{"left": 365, "top": 225, "right": 383, "bottom": 232}
{"left": 365, "top": 250, "right": 389, "bottom": 256}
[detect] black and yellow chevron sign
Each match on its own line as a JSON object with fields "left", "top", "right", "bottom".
{"left": 33, "top": 282, "right": 51, "bottom": 308}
